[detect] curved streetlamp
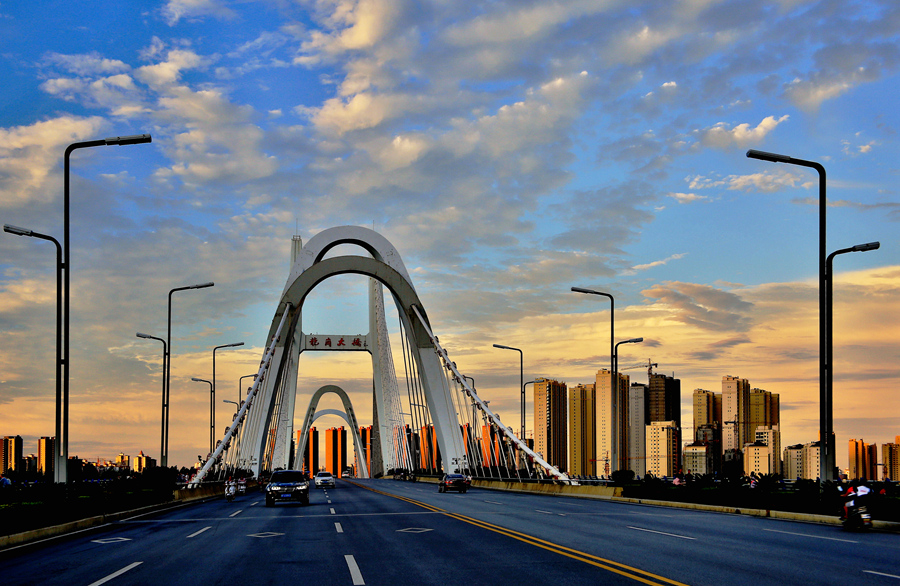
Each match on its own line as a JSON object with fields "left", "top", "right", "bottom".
{"left": 572, "top": 287, "right": 615, "bottom": 475}
{"left": 239, "top": 373, "right": 257, "bottom": 402}
{"left": 493, "top": 344, "right": 524, "bottom": 439}
{"left": 136, "top": 332, "right": 167, "bottom": 466}
{"left": 191, "top": 377, "right": 214, "bottom": 454}
{"left": 165, "top": 281, "right": 214, "bottom": 467}
{"left": 59, "top": 133, "right": 152, "bottom": 482}
{"left": 4, "top": 224, "right": 63, "bottom": 482}
{"left": 747, "top": 148, "right": 829, "bottom": 480}
{"left": 825, "top": 241, "right": 880, "bottom": 479}
{"left": 613, "top": 337, "right": 643, "bottom": 472}
{"left": 212, "top": 342, "right": 244, "bottom": 457}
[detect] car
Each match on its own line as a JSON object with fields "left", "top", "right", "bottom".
{"left": 265, "top": 470, "right": 310, "bottom": 506}
{"left": 438, "top": 473, "right": 470, "bottom": 493}
{"left": 314, "top": 471, "right": 336, "bottom": 488}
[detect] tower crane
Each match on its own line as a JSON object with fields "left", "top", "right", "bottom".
{"left": 620, "top": 359, "right": 658, "bottom": 378}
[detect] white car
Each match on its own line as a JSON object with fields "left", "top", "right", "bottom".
{"left": 314, "top": 471, "right": 336, "bottom": 488}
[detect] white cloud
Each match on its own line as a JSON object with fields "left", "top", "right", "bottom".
{"left": 162, "top": 0, "right": 237, "bottom": 26}
{"left": 668, "top": 192, "right": 706, "bottom": 204}
{"left": 628, "top": 253, "right": 688, "bottom": 273}
{"left": 0, "top": 116, "right": 107, "bottom": 204}
{"left": 698, "top": 115, "right": 789, "bottom": 149}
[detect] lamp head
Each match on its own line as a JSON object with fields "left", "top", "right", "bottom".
{"left": 191, "top": 282, "right": 215, "bottom": 289}
{"left": 746, "top": 149, "right": 791, "bottom": 163}
{"left": 627, "top": 337, "right": 643, "bottom": 344}
{"left": 105, "top": 134, "right": 152, "bottom": 146}
{"left": 136, "top": 332, "right": 152, "bottom": 339}
{"left": 852, "top": 242, "right": 880, "bottom": 252}
{"left": 4, "top": 224, "right": 33, "bottom": 237}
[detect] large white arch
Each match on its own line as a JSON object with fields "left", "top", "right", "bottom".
{"left": 243, "top": 226, "right": 467, "bottom": 477}
{"left": 296, "top": 385, "right": 369, "bottom": 479}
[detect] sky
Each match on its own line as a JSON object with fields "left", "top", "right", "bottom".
{"left": 1, "top": 0, "right": 898, "bottom": 472}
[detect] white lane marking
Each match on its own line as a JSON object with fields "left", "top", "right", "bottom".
{"left": 186, "top": 526, "right": 212, "bottom": 538}
{"left": 535, "top": 510, "right": 555, "bottom": 515}
{"left": 627, "top": 526, "right": 696, "bottom": 540}
{"left": 864, "top": 571, "right": 900, "bottom": 580}
{"left": 87, "top": 561, "right": 142, "bottom": 586}
{"left": 335, "top": 522, "right": 344, "bottom": 533}
{"left": 484, "top": 500, "right": 504, "bottom": 505}
{"left": 345, "top": 554, "right": 365, "bottom": 585}
{"left": 229, "top": 510, "right": 243, "bottom": 518}
{"left": 328, "top": 500, "right": 332, "bottom": 504}
{"left": 249, "top": 501, "right": 258, "bottom": 506}
{"left": 330, "top": 508, "right": 336, "bottom": 514}
{"left": 762, "top": 528, "right": 857, "bottom": 543}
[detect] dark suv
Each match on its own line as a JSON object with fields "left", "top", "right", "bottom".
{"left": 265, "top": 470, "right": 310, "bottom": 506}
{"left": 438, "top": 473, "right": 470, "bottom": 493}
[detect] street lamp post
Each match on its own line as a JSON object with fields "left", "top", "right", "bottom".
{"left": 571, "top": 287, "right": 615, "bottom": 475}
{"left": 3, "top": 224, "right": 63, "bottom": 482}
{"left": 613, "top": 337, "right": 643, "bottom": 472}
{"left": 212, "top": 342, "right": 244, "bottom": 458}
{"left": 492, "top": 344, "right": 524, "bottom": 439}
{"left": 191, "top": 378, "right": 214, "bottom": 454}
{"left": 165, "top": 282, "right": 214, "bottom": 467}
{"left": 61, "top": 133, "right": 151, "bottom": 483}
{"left": 746, "top": 148, "right": 829, "bottom": 480}
{"left": 826, "top": 242, "right": 880, "bottom": 480}
{"left": 239, "top": 374, "right": 257, "bottom": 402}
{"left": 136, "top": 332, "right": 167, "bottom": 466}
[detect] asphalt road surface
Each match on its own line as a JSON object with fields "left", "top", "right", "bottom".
{"left": 2, "top": 479, "right": 898, "bottom": 585}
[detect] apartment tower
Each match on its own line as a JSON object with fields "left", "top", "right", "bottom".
{"left": 568, "top": 383, "right": 596, "bottom": 476}
{"left": 534, "top": 378, "right": 568, "bottom": 473}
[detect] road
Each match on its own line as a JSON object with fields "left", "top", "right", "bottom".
{"left": 2, "top": 479, "right": 898, "bottom": 585}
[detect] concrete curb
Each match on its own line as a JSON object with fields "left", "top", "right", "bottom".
{"left": 0, "top": 485, "right": 226, "bottom": 552}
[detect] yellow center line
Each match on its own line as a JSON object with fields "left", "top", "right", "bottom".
{"left": 347, "top": 480, "right": 689, "bottom": 586}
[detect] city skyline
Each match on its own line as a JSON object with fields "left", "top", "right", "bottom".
{"left": 1, "top": 2, "right": 898, "bottom": 470}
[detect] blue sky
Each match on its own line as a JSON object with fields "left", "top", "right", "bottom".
{"left": 1, "top": 0, "right": 898, "bottom": 470}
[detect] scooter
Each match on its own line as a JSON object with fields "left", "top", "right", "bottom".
{"left": 225, "top": 482, "right": 236, "bottom": 502}
{"left": 843, "top": 503, "right": 872, "bottom": 531}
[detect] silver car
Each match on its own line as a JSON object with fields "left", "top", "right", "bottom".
{"left": 314, "top": 471, "right": 336, "bottom": 488}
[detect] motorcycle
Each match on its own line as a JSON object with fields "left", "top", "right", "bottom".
{"left": 225, "top": 482, "right": 237, "bottom": 502}
{"left": 843, "top": 503, "right": 872, "bottom": 531}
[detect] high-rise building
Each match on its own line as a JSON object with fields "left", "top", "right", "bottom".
{"left": 358, "top": 425, "right": 372, "bottom": 476}
{"left": 743, "top": 442, "right": 773, "bottom": 476}
{"left": 883, "top": 443, "right": 900, "bottom": 482}
{"left": 648, "top": 373, "right": 681, "bottom": 428}
{"left": 534, "top": 378, "right": 567, "bottom": 473}
{"left": 783, "top": 444, "right": 804, "bottom": 479}
{"left": 4, "top": 436, "right": 23, "bottom": 473}
{"left": 646, "top": 421, "right": 679, "bottom": 477}
{"left": 0, "top": 437, "right": 7, "bottom": 475}
{"left": 38, "top": 437, "right": 54, "bottom": 477}
{"left": 568, "top": 383, "right": 595, "bottom": 476}
{"left": 849, "top": 438, "right": 877, "bottom": 480}
{"left": 626, "top": 383, "right": 648, "bottom": 476}
{"left": 596, "top": 369, "right": 629, "bottom": 474}
{"left": 683, "top": 442, "right": 714, "bottom": 475}
{"left": 802, "top": 441, "right": 821, "bottom": 480}
{"left": 754, "top": 425, "right": 782, "bottom": 475}
{"left": 749, "top": 388, "right": 780, "bottom": 438}
{"left": 299, "top": 426, "right": 319, "bottom": 473}
{"left": 481, "top": 424, "right": 500, "bottom": 467}
{"left": 420, "top": 425, "right": 441, "bottom": 472}
{"left": 693, "top": 389, "right": 716, "bottom": 428}
{"left": 132, "top": 451, "right": 155, "bottom": 473}
{"left": 325, "top": 426, "right": 347, "bottom": 477}
{"left": 722, "top": 376, "right": 750, "bottom": 454}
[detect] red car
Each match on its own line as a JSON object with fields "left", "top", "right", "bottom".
{"left": 438, "top": 473, "right": 470, "bottom": 493}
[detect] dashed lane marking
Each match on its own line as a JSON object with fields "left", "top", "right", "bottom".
{"left": 330, "top": 508, "right": 336, "bottom": 514}
{"left": 864, "top": 571, "right": 900, "bottom": 580}
{"left": 186, "top": 526, "right": 211, "bottom": 538}
{"left": 762, "top": 528, "right": 857, "bottom": 543}
{"left": 335, "top": 522, "right": 343, "bottom": 533}
{"left": 229, "top": 509, "right": 243, "bottom": 517}
{"left": 345, "top": 554, "right": 365, "bottom": 585}
{"left": 626, "top": 527, "right": 695, "bottom": 540}
{"left": 87, "top": 562, "right": 142, "bottom": 586}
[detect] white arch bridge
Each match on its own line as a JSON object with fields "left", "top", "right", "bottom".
{"left": 190, "top": 226, "right": 567, "bottom": 484}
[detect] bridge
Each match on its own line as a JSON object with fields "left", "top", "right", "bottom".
{"left": 190, "top": 225, "right": 566, "bottom": 485}
{"left": 3, "top": 477, "right": 898, "bottom": 585}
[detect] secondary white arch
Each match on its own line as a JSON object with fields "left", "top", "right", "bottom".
{"left": 296, "top": 385, "right": 369, "bottom": 479}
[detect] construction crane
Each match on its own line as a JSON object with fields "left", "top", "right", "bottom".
{"left": 620, "top": 359, "right": 658, "bottom": 378}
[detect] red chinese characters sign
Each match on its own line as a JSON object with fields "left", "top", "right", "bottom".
{"left": 304, "top": 334, "right": 368, "bottom": 351}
